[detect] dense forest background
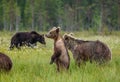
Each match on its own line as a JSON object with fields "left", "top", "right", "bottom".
{"left": 0, "top": 0, "right": 120, "bottom": 33}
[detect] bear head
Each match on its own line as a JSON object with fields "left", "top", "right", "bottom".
{"left": 30, "top": 31, "right": 46, "bottom": 44}
{"left": 46, "top": 27, "right": 60, "bottom": 39}
{"left": 63, "top": 33, "right": 76, "bottom": 49}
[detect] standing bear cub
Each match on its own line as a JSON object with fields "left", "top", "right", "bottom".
{"left": 46, "top": 27, "right": 70, "bottom": 72}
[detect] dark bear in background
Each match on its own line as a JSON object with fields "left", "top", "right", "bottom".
{"left": 63, "top": 33, "right": 112, "bottom": 67}
{"left": 46, "top": 27, "right": 70, "bottom": 72}
{"left": 0, "top": 52, "right": 12, "bottom": 71}
{"left": 9, "top": 31, "right": 46, "bottom": 50}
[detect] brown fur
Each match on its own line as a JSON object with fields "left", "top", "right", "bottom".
{"left": 46, "top": 27, "right": 70, "bottom": 72}
{"left": 63, "top": 34, "right": 112, "bottom": 67}
{"left": 0, "top": 52, "right": 12, "bottom": 71}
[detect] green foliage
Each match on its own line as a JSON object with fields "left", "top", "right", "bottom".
{"left": 0, "top": 31, "right": 120, "bottom": 82}
{"left": 0, "top": 0, "right": 119, "bottom": 32}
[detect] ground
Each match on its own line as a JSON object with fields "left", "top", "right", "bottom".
{"left": 0, "top": 31, "right": 120, "bottom": 82}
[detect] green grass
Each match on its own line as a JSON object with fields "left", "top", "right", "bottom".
{"left": 0, "top": 31, "right": 120, "bottom": 82}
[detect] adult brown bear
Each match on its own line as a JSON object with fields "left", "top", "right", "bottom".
{"left": 63, "top": 33, "right": 112, "bottom": 67}
{"left": 46, "top": 27, "right": 70, "bottom": 72}
{"left": 0, "top": 52, "right": 12, "bottom": 71}
{"left": 9, "top": 31, "right": 46, "bottom": 50}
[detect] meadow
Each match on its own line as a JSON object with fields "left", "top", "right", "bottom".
{"left": 0, "top": 31, "right": 120, "bottom": 82}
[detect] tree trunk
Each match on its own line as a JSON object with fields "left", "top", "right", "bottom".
{"left": 118, "top": 0, "right": 120, "bottom": 30}
{"left": 31, "top": 0, "right": 34, "bottom": 30}
{"left": 2, "top": 0, "right": 9, "bottom": 31}
{"left": 74, "top": 0, "right": 81, "bottom": 30}
{"left": 15, "top": 15, "right": 20, "bottom": 32}
{"left": 99, "top": 0, "right": 107, "bottom": 34}
{"left": 9, "top": 0, "right": 15, "bottom": 31}
{"left": 86, "top": 0, "right": 93, "bottom": 29}
{"left": 3, "top": 18, "right": 7, "bottom": 31}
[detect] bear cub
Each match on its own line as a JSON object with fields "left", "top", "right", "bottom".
{"left": 0, "top": 52, "right": 12, "bottom": 71}
{"left": 46, "top": 27, "right": 70, "bottom": 72}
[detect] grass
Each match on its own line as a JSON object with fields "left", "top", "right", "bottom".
{"left": 0, "top": 31, "right": 120, "bottom": 82}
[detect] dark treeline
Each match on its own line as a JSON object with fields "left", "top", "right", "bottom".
{"left": 0, "top": 0, "right": 120, "bottom": 33}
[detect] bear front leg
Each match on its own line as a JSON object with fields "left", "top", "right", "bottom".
{"left": 9, "top": 44, "right": 14, "bottom": 50}
{"left": 50, "top": 54, "right": 55, "bottom": 64}
{"left": 50, "top": 50, "right": 61, "bottom": 64}
{"left": 16, "top": 43, "right": 21, "bottom": 49}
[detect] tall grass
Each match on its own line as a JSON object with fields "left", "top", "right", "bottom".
{"left": 0, "top": 31, "right": 120, "bottom": 82}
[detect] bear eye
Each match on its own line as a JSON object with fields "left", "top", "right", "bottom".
{"left": 49, "top": 32, "right": 52, "bottom": 34}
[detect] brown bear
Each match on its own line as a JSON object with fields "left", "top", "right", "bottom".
{"left": 46, "top": 27, "right": 70, "bottom": 72}
{"left": 9, "top": 31, "right": 46, "bottom": 50}
{"left": 0, "top": 52, "right": 12, "bottom": 71}
{"left": 63, "top": 33, "right": 112, "bottom": 67}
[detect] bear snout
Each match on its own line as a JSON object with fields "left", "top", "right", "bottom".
{"left": 45, "top": 34, "right": 50, "bottom": 38}
{"left": 42, "top": 40, "right": 46, "bottom": 45}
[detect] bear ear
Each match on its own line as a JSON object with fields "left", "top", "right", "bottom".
{"left": 57, "top": 27, "right": 60, "bottom": 29}
{"left": 53, "top": 27, "right": 57, "bottom": 29}
{"left": 56, "top": 27, "right": 60, "bottom": 33}
{"left": 63, "top": 34, "right": 68, "bottom": 40}
{"left": 69, "top": 33, "right": 74, "bottom": 36}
